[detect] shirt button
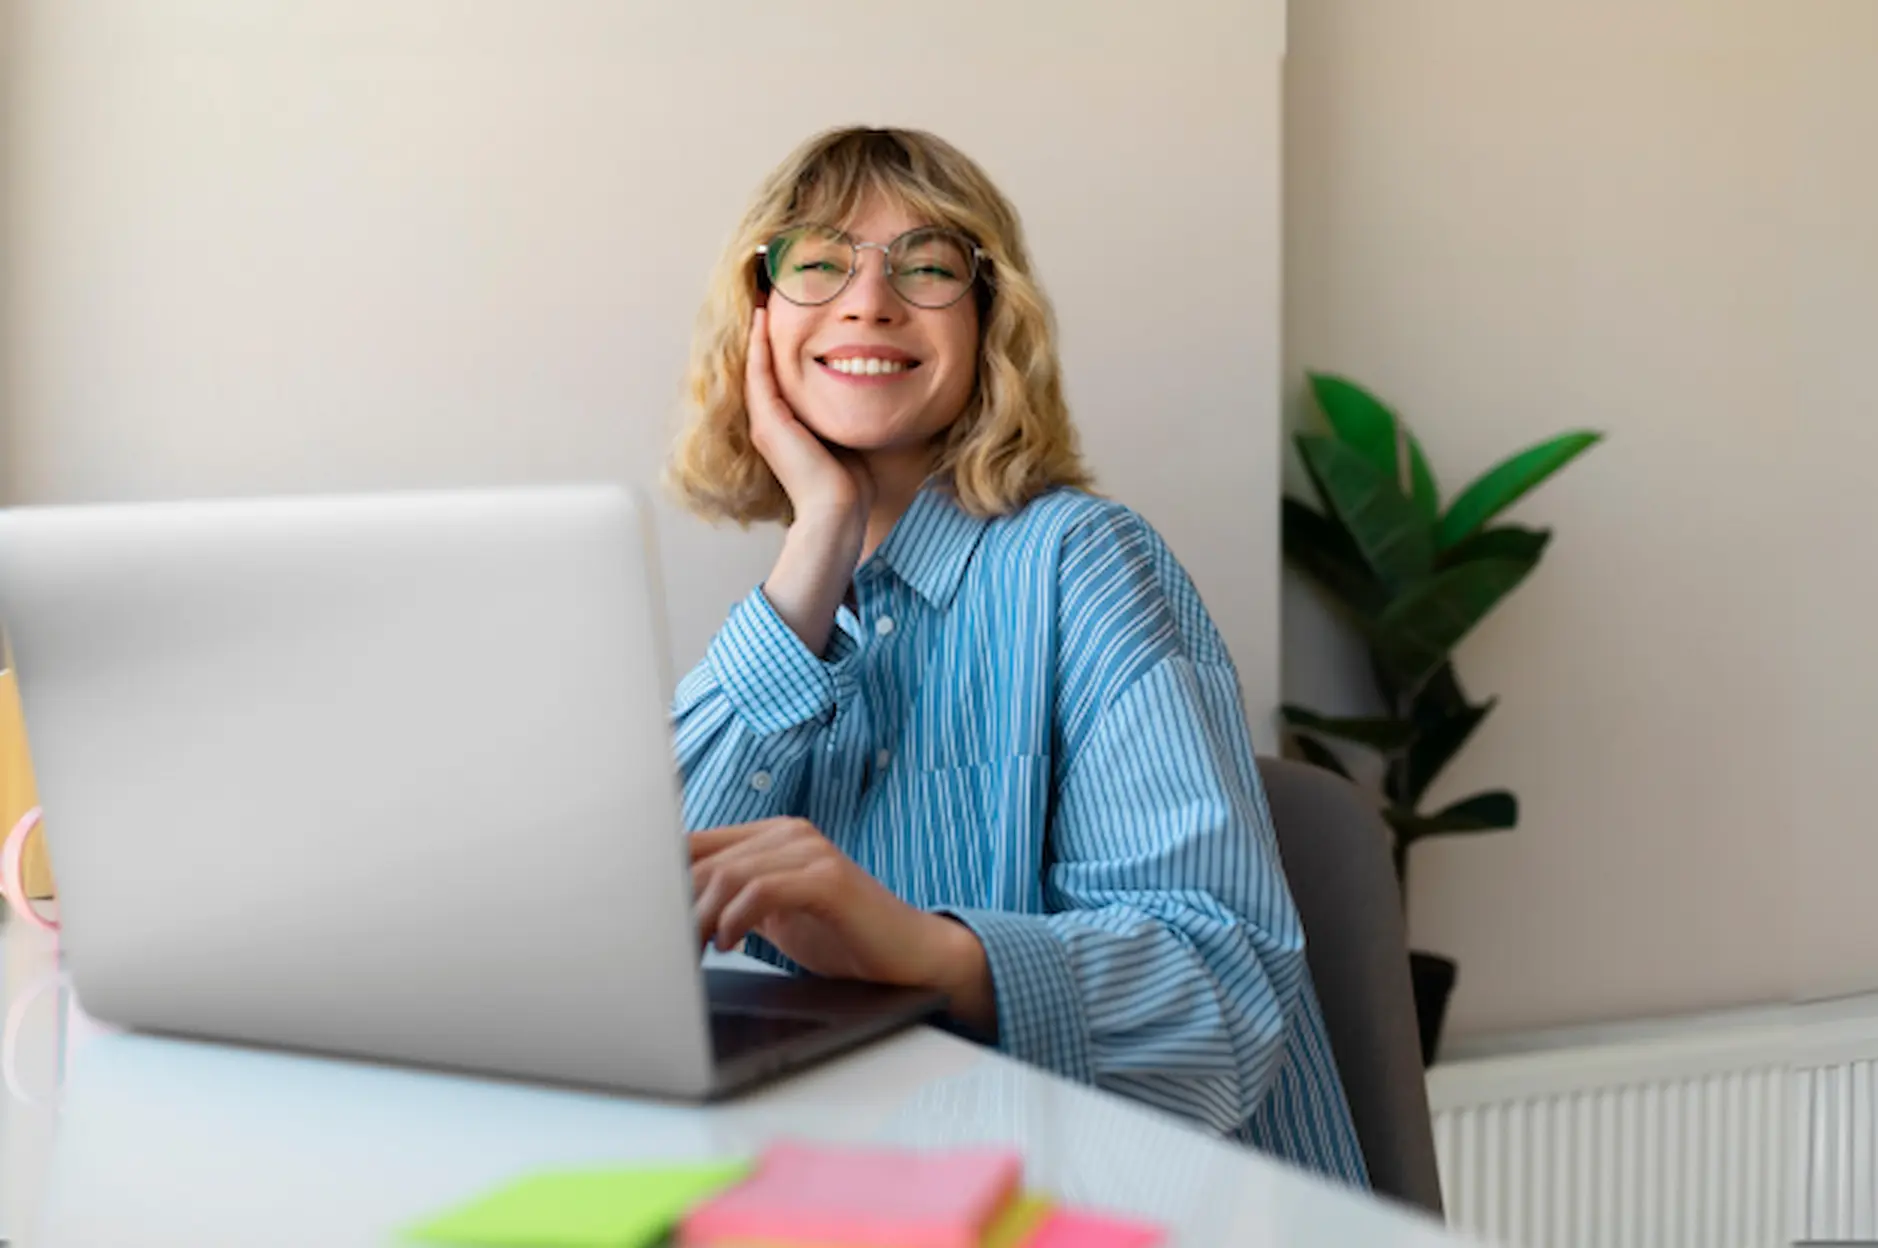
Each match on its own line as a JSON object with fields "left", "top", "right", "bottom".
{"left": 749, "top": 770, "right": 773, "bottom": 792}
{"left": 876, "top": 748, "right": 892, "bottom": 771}
{"left": 874, "top": 615, "right": 896, "bottom": 637}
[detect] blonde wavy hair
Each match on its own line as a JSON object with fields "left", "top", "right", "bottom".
{"left": 667, "top": 126, "right": 1093, "bottom": 525}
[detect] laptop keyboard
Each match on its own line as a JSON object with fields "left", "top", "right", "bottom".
{"left": 710, "top": 1010, "right": 830, "bottom": 1062}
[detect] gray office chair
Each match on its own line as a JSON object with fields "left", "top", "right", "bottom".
{"left": 1257, "top": 756, "right": 1445, "bottom": 1217}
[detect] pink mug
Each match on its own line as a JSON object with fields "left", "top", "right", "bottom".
{"left": 2, "top": 807, "right": 57, "bottom": 934}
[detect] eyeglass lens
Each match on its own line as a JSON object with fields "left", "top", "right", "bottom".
{"left": 763, "top": 225, "right": 977, "bottom": 309}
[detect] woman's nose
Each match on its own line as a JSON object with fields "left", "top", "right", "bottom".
{"left": 836, "top": 248, "right": 901, "bottom": 322}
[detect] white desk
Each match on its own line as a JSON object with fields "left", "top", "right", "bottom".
{"left": 0, "top": 918, "right": 1471, "bottom": 1247}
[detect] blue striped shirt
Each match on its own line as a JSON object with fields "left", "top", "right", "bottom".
{"left": 673, "top": 484, "right": 1368, "bottom": 1187}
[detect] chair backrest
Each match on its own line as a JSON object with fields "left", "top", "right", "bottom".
{"left": 1257, "top": 756, "right": 1445, "bottom": 1216}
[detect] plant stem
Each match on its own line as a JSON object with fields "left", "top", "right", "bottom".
{"left": 1387, "top": 686, "right": 1413, "bottom": 919}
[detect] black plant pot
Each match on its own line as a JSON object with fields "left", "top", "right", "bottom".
{"left": 1409, "top": 951, "right": 1457, "bottom": 1067}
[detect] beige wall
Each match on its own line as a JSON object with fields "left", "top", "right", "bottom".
{"left": 0, "top": 0, "right": 1287, "bottom": 737}
{"left": 1788, "top": 3, "right": 1878, "bottom": 1005}
{"left": 1286, "top": 0, "right": 1872, "bottom": 1039}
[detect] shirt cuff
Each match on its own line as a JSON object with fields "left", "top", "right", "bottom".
{"left": 941, "top": 907, "right": 1095, "bottom": 1086}
{"left": 706, "top": 587, "right": 839, "bottom": 736}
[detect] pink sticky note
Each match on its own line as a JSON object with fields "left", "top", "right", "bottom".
{"left": 677, "top": 1140, "right": 1022, "bottom": 1248}
{"left": 1023, "top": 1207, "right": 1165, "bottom": 1248}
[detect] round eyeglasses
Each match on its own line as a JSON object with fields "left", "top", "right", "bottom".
{"left": 756, "top": 224, "right": 987, "bottom": 310}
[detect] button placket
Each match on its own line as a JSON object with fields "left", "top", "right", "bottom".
{"left": 848, "top": 580, "right": 899, "bottom": 799}
{"left": 837, "top": 689, "right": 871, "bottom": 799}
{"left": 829, "top": 668, "right": 860, "bottom": 746}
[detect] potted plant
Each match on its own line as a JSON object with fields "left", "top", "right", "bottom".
{"left": 1281, "top": 372, "right": 1600, "bottom": 1065}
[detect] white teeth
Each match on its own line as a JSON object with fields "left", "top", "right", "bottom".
{"left": 825, "top": 357, "right": 910, "bottom": 376}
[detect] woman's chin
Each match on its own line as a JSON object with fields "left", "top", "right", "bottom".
{"left": 796, "top": 407, "right": 951, "bottom": 464}
{"left": 797, "top": 416, "right": 898, "bottom": 454}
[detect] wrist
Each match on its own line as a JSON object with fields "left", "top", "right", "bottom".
{"left": 785, "top": 505, "right": 866, "bottom": 558}
{"left": 765, "top": 515, "right": 863, "bottom": 656}
{"left": 919, "top": 913, "right": 996, "bottom": 1035}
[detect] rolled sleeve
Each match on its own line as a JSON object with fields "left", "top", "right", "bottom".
{"left": 707, "top": 587, "right": 838, "bottom": 736}
{"left": 942, "top": 907, "right": 1096, "bottom": 1085}
{"left": 673, "top": 587, "right": 851, "bottom": 831}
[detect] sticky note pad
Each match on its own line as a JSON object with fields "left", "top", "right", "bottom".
{"left": 687, "top": 1192, "right": 1052, "bottom": 1248}
{"left": 1022, "top": 1207, "right": 1164, "bottom": 1248}
{"left": 678, "top": 1141, "right": 1023, "bottom": 1248}
{"left": 405, "top": 1162, "right": 750, "bottom": 1248}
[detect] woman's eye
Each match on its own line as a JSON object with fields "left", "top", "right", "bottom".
{"left": 792, "top": 260, "right": 844, "bottom": 274}
{"left": 907, "top": 265, "right": 957, "bottom": 279}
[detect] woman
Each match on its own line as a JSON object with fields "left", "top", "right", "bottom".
{"left": 667, "top": 126, "right": 1367, "bottom": 1187}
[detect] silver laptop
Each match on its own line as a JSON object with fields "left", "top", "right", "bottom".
{"left": 0, "top": 484, "right": 942, "bottom": 1099}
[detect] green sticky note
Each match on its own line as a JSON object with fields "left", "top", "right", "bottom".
{"left": 405, "top": 1162, "right": 751, "bottom": 1248}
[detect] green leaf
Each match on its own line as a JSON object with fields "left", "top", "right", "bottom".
{"left": 1307, "top": 373, "right": 1441, "bottom": 522}
{"left": 1437, "top": 431, "right": 1602, "bottom": 549}
{"left": 1404, "top": 691, "right": 1496, "bottom": 807}
{"left": 1280, "top": 705, "right": 1416, "bottom": 751}
{"left": 1372, "top": 557, "right": 1537, "bottom": 689}
{"left": 1281, "top": 498, "right": 1389, "bottom": 617}
{"left": 1296, "top": 434, "right": 1435, "bottom": 592}
{"left": 1287, "top": 732, "right": 1352, "bottom": 780}
{"left": 1384, "top": 790, "right": 1518, "bottom": 842}
{"left": 1409, "top": 661, "right": 1470, "bottom": 720}
{"left": 1439, "top": 524, "right": 1551, "bottom": 570}
{"left": 1435, "top": 791, "right": 1519, "bottom": 830}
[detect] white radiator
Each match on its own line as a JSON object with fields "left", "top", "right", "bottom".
{"left": 1425, "top": 993, "right": 1878, "bottom": 1248}
{"left": 1797, "top": 1057, "right": 1878, "bottom": 1243}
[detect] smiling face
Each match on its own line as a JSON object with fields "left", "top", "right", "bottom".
{"left": 763, "top": 196, "right": 981, "bottom": 464}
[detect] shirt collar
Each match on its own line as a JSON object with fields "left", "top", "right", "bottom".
{"left": 868, "top": 481, "right": 991, "bottom": 612}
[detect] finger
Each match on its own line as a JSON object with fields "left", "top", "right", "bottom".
{"left": 694, "top": 866, "right": 739, "bottom": 950}
{"left": 692, "top": 851, "right": 759, "bottom": 949}
{"left": 690, "top": 837, "right": 773, "bottom": 939}
{"left": 744, "top": 310, "right": 785, "bottom": 414}
{"left": 689, "top": 822, "right": 767, "bottom": 862}
{"left": 694, "top": 837, "right": 826, "bottom": 904}
{"left": 689, "top": 817, "right": 810, "bottom": 863}
{"left": 691, "top": 833, "right": 826, "bottom": 905}
{"left": 714, "top": 870, "right": 826, "bottom": 953}
{"left": 692, "top": 840, "right": 832, "bottom": 947}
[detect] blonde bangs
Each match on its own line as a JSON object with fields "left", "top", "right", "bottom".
{"left": 666, "top": 127, "right": 1092, "bottom": 527}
